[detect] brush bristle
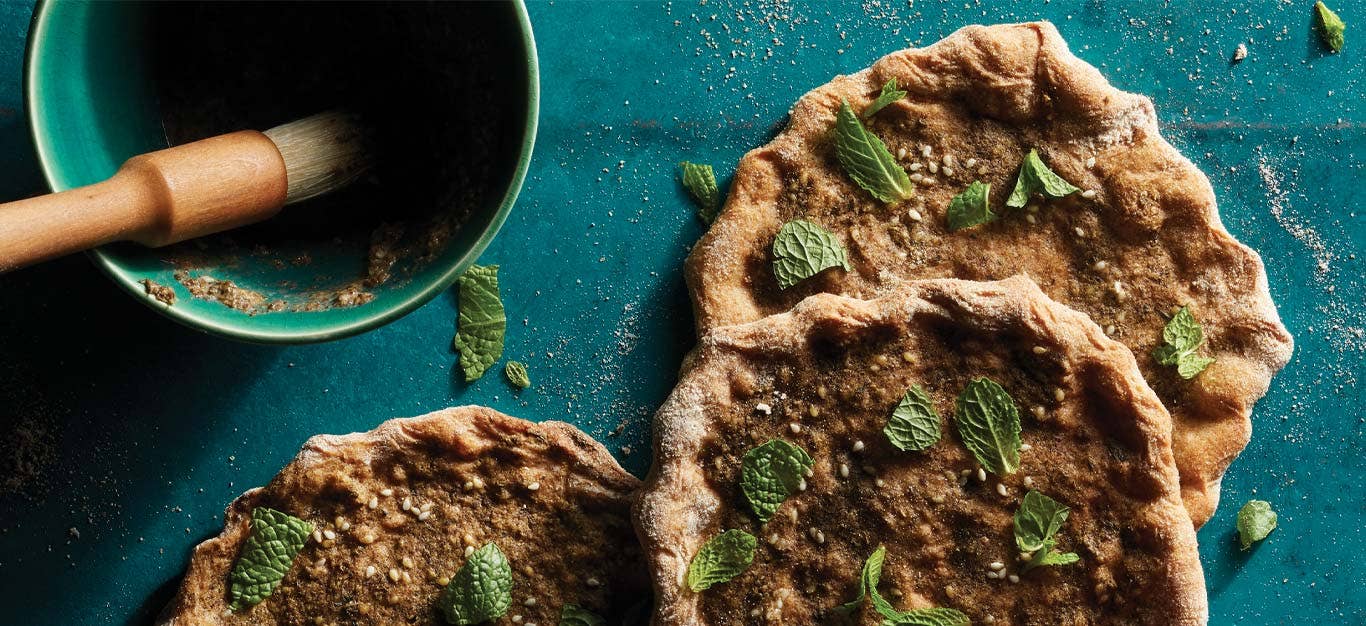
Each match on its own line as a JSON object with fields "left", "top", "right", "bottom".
{"left": 264, "top": 111, "right": 373, "bottom": 205}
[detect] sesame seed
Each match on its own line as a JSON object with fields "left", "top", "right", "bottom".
{"left": 437, "top": 576, "right": 450, "bottom": 586}
{"left": 1032, "top": 405, "right": 1046, "bottom": 418}
{"left": 976, "top": 467, "right": 987, "bottom": 482}
{"left": 910, "top": 173, "right": 924, "bottom": 183}
{"left": 1054, "top": 388, "right": 1066, "bottom": 402}
{"left": 1008, "top": 574, "right": 1020, "bottom": 584}
{"left": 463, "top": 481, "right": 475, "bottom": 490}
{"left": 323, "top": 529, "right": 336, "bottom": 540}
{"left": 919, "top": 178, "right": 935, "bottom": 186}
{"left": 586, "top": 577, "right": 601, "bottom": 587}
{"left": 755, "top": 402, "right": 772, "bottom": 415}
{"left": 464, "top": 533, "right": 475, "bottom": 545}
{"left": 527, "top": 482, "right": 541, "bottom": 491}
{"left": 380, "top": 488, "right": 393, "bottom": 497}
{"left": 512, "top": 617, "right": 523, "bottom": 624}
{"left": 1024, "top": 476, "right": 1035, "bottom": 487}
{"left": 838, "top": 463, "right": 850, "bottom": 478}
{"left": 790, "top": 423, "right": 802, "bottom": 434}
{"left": 339, "top": 520, "right": 351, "bottom": 531}
{"left": 921, "top": 144, "right": 932, "bottom": 157}
{"left": 388, "top": 568, "right": 400, "bottom": 582}
{"left": 798, "top": 478, "right": 808, "bottom": 491}
{"left": 990, "top": 561, "right": 1005, "bottom": 571}
{"left": 524, "top": 597, "right": 538, "bottom": 607}
{"left": 909, "top": 162, "right": 923, "bottom": 171}
{"left": 931, "top": 494, "right": 946, "bottom": 504}
{"left": 334, "top": 515, "right": 345, "bottom": 526}
{"left": 1093, "top": 260, "right": 1108, "bottom": 271}
{"left": 402, "top": 557, "right": 414, "bottom": 569}
{"left": 965, "top": 157, "right": 978, "bottom": 168}
{"left": 418, "top": 511, "right": 432, "bottom": 521}
{"left": 1085, "top": 156, "right": 1097, "bottom": 168}
{"left": 942, "top": 166, "right": 954, "bottom": 177}
{"left": 420, "top": 502, "right": 433, "bottom": 512}
{"left": 367, "top": 497, "right": 378, "bottom": 509}
{"left": 908, "top": 209, "right": 923, "bottom": 222}
{"left": 1025, "top": 214, "right": 1037, "bottom": 224}
{"left": 853, "top": 440, "right": 865, "bottom": 452}
{"left": 365, "top": 565, "right": 376, "bottom": 577}
{"left": 897, "top": 147, "right": 907, "bottom": 159}
{"left": 464, "top": 546, "right": 475, "bottom": 557}
{"left": 809, "top": 405, "right": 821, "bottom": 418}
{"left": 1021, "top": 443, "right": 1033, "bottom": 451}
{"left": 817, "top": 385, "right": 828, "bottom": 399}
{"left": 997, "top": 483, "right": 1009, "bottom": 497}
{"left": 875, "top": 478, "right": 886, "bottom": 487}
{"left": 1074, "top": 227, "right": 1086, "bottom": 237}
{"left": 312, "top": 530, "right": 323, "bottom": 543}
{"left": 986, "top": 570, "right": 999, "bottom": 579}
{"left": 1104, "top": 324, "right": 1116, "bottom": 335}
{"left": 943, "top": 154, "right": 955, "bottom": 167}
{"left": 1081, "top": 189, "right": 1097, "bottom": 199}
{"left": 788, "top": 507, "right": 799, "bottom": 523}
{"left": 768, "top": 533, "right": 780, "bottom": 545}
{"left": 360, "top": 533, "right": 377, "bottom": 544}
{"left": 928, "top": 162, "right": 938, "bottom": 174}
{"left": 902, "top": 351, "right": 915, "bottom": 362}
{"left": 1032, "top": 345, "right": 1047, "bottom": 354}
{"left": 401, "top": 497, "right": 412, "bottom": 511}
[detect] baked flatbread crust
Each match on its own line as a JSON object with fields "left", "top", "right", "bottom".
{"left": 159, "top": 406, "right": 647, "bottom": 625}
{"left": 685, "top": 22, "right": 1292, "bottom": 526}
{"left": 636, "top": 276, "right": 1207, "bottom": 625}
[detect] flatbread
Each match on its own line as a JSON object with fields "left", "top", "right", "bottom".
{"left": 636, "top": 276, "right": 1207, "bottom": 625}
{"left": 685, "top": 21, "right": 1293, "bottom": 526}
{"left": 159, "top": 406, "right": 648, "bottom": 625}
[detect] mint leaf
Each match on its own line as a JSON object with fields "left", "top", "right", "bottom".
{"left": 1237, "top": 500, "right": 1278, "bottom": 550}
{"left": 687, "top": 529, "right": 756, "bottom": 592}
{"left": 680, "top": 161, "right": 721, "bottom": 223}
{"left": 1315, "top": 2, "right": 1345, "bottom": 53}
{"left": 772, "top": 219, "right": 851, "bottom": 289}
{"left": 560, "top": 604, "right": 606, "bottom": 626}
{"left": 1015, "top": 491, "right": 1080, "bottom": 572}
{"left": 1006, "top": 149, "right": 1080, "bottom": 208}
{"left": 227, "top": 507, "right": 313, "bottom": 610}
{"left": 883, "top": 608, "right": 971, "bottom": 626}
{"left": 453, "top": 264, "right": 506, "bottom": 382}
{"left": 1153, "top": 305, "right": 1215, "bottom": 379}
{"left": 741, "top": 440, "right": 814, "bottom": 522}
{"left": 862, "top": 78, "right": 907, "bottom": 118}
{"left": 504, "top": 361, "right": 531, "bottom": 389}
{"left": 953, "top": 377, "right": 1022, "bottom": 475}
{"left": 884, "top": 385, "right": 942, "bottom": 452}
{"left": 440, "top": 542, "right": 513, "bottom": 624}
{"left": 834, "top": 99, "right": 914, "bottom": 203}
{"left": 946, "top": 181, "right": 995, "bottom": 231}
{"left": 836, "top": 545, "right": 886, "bottom": 614}
{"left": 1014, "top": 490, "right": 1070, "bottom": 553}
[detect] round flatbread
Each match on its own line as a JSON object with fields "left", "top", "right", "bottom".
{"left": 636, "top": 277, "right": 1207, "bottom": 625}
{"left": 159, "top": 406, "right": 648, "bottom": 625}
{"left": 686, "top": 21, "right": 1293, "bottom": 526}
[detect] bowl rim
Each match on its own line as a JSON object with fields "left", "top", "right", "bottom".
{"left": 22, "top": 0, "right": 539, "bottom": 344}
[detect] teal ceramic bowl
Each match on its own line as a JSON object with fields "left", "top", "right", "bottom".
{"left": 24, "top": 0, "right": 538, "bottom": 343}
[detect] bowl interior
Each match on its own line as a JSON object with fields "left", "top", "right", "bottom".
{"left": 26, "top": 0, "right": 537, "bottom": 343}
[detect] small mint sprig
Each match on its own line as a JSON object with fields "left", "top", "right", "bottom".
{"left": 1006, "top": 149, "right": 1080, "bottom": 208}
{"left": 1153, "top": 305, "right": 1215, "bottom": 379}
{"left": 1015, "top": 490, "right": 1080, "bottom": 572}
{"left": 863, "top": 78, "right": 908, "bottom": 118}
{"left": 834, "top": 99, "right": 914, "bottom": 203}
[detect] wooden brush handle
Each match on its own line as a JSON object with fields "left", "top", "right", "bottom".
{"left": 0, "top": 130, "right": 288, "bottom": 273}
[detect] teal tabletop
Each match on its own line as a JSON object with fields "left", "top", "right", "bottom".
{"left": 0, "top": 1, "right": 1362, "bottom": 624}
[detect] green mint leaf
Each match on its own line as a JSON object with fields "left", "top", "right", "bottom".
{"left": 862, "top": 78, "right": 907, "bottom": 118}
{"left": 1006, "top": 149, "right": 1080, "bottom": 208}
{"left": 834, "top": 99, "right": 914, "bottom": 203}
{"left": 504, "top": 361, "right": 531, "bottom": 389}
{"left": 1014, "top": 490, "right": 1070, "bottom": 553}
{"left": 953, "top": 377, "right": 1022, "bottom": 475}
{"left": 1237, "top": 500, "right": 1278, "bottom": 550}
{"left": 836, "top": 545, "right": 886, "bottom": 614}
{"left": 227, "top": 507, "right": 313, "bottom": 611}
{"left": 741, "top": 440, "right": 814, "bottom": 522}
{"left": 1153, "top": 305, "right": 1214, "bottom": 379}
{"left": 1315, "top": 2, "right": 1345, "bottom": 53}
{"left": 772, "top": 219, "right": 851, "bottom": 289}
{"left": 680, "top": 161, "right": 722, "bottom": 223}
{"left": 453, "top": 264, "right": 506, "bottom": 382}
{"left": 686, "top": 529, "right": 756, "bottom": 592}
{"left": 440, "top": 542, "right": 513, "bottom": 624}
{"left": 1032, "top": 549, "right": 1080, "bottom": 567}
{"left": 882, "top": 607, "right": 971, "bottom": 626}
{"left": 559, "top": 604, "right": 606, "bottom": 626}
{"left": 884, "top": 385, "right": 942, "bottom": 452}
{"left": 946, "top": 180, "right": 995, "bottom": 231}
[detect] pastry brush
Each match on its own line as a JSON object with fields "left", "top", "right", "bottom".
{"left": 0, "top": 111, "right": 371, "bottom": 273}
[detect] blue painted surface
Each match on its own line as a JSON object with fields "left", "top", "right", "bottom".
{"left": 0, "top": 1, "right": 1361, "bottom": 624}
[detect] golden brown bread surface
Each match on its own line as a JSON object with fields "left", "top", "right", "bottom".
{"left": 159, "top": 406, "right": 647, "bottom": 625}
{"left": 636, "top": 277, "right": 1207, "bottom": 625}
{"left": 685, "top": 22, "right": 1293, "bottom": 526}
